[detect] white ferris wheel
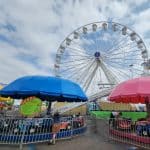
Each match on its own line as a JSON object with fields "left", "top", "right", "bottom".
{"left": 54, "top": 21, "right": 149, "bottom": 96}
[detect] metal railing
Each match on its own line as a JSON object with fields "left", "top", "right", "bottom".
{"left": 92, "top": 116, "right": 150, "bottom": 149}
{"left": 109, "top": 118, "right": 150, "bottom": 149}
{"left": 0, "top": 116, "right": 87, "bottom": 149}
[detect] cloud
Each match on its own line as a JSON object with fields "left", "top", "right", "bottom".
{"left": 0, "top": 0, "right": 149, "bottom": 84}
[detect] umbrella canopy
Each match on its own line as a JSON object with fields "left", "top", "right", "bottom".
{"left": 0, "top": 76, "right": 87, "bottom": 102}
{"left": 108, "top": 77, "right": 150, "bottom": 104}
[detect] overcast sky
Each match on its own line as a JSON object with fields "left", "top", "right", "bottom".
{"left": 0, "top": 0, "right": 149, "bottom": 84}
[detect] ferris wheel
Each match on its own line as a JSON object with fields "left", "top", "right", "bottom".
{"left": 54, "top": 21, "right": 149, "bottom": 96}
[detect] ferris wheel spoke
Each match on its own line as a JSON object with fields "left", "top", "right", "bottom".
{"left": 106, "top": 61, "right": 144, "bottom": 76}
{"left": 105, "top": 49, "right": 140, "bottom": 58}
{"left": 110, "top": 58, "right": 143, "bottom": 61}
{"left": 64, "top": 47, "right": 92, "bottom": 57}
{"left": 108, "top": 42, "right": 138, "bottom": 57}
{"left": 103, "top": 29, "right": 122, "bottom": 53}
{"left": 105, "top": 59, "right": 141, "bottom": 69}
{"left": 66, "top": 46, "right": 92, "bottom": 56}
{"left": 105, "top": 55, "right": 142, "bottom": 65}
{"left": 62, "top": 59, "right": 91, "bottom": 68}
{"left": 104, "top": 36, "right": 127, "bottom": 53}
{"left": 104, "top": 60, "right": 133, "bottom": 75}
{"left": 109, "top": 32, "right": 129, "bottom": 49}
{"left": 111, "top": 43, "right": 138, "bottom": 55}
{"left": 70, "top": 40, "right": 94, "bottom": 56}
{"left": 61, "top": 59, "right": 93, "bottom": 73}
{"left": 62, "top": 54, "right": 93, "bottom": 59}
{"left": 67, "top": 46, "right": 89, "bottom": 56}
{"left": 92, "top": 29, "right": 105, "bottom": 53}
{"left": 102, "top": 26, "right": 121, "bottom": 52}
{"left": 107, "top": 40, "right": 133, "bottom": 55}
{"left": 61, "top": 62, "right": 89, "bottom": 73}
{"left": 99, "top": 30, "right": 109, "bottom": 53}
{"left": 106, "top": 35, "right": 130, "bottom": 54}
{"left": 104, "top": 61, "right": 139, "bottom": 69}
{"left": 92, "top": 34, "right": 99, "bottom": 53}
{"left": 109, "top": 69, "right": 127, "bottom": 80}
{"left": 107, "top": 64, "right": 131, "bottom": 79}
{"left": 106, "top": 53, "right": 142, "bottom": 61}
{"left": 69, "top": 39, "right": 83, "bottom": 47}
{"left": 62, "top": 59, "right": 94, "bottom": 79}
{"left": 131, "top": 67, "right": 144, "bottom": 73}
{"left": 131, "top": 69, "right": 143, "bottom": 75}
{"left": 110, "top": 29, "right": 122, "bottom": 44}
{"left": 64, "top": 59, "right": 95, "bottom": 80}
{"left": 112, "top": 69, "right": 130, "bottom": 80}
{"left": 97, "top": 29, "right": 104, "bottom": 50}
{"left": 60, "top": 57, "right": 93, "bottom": 64}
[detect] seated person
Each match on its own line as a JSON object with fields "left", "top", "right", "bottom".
{"left": 53, "top": 111, "right": 60, "bottom": 123}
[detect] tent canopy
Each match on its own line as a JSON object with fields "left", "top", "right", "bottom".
{"left": 108, "top": 77, "right": 150, "bottom": 104}
{"left": 0, "top": 76, "right": 87, "bottom": 102}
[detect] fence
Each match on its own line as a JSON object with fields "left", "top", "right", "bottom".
{"left": 0, "top": 116, "right": 87, "bottom": 149}
{"left": 109, "top": 118, "right": 150, "bottom": 149}
{"left": 92, "top": 116, "right": 150, "bottom": 149}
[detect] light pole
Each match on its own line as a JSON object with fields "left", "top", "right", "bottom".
{"left": 129, "top": 64, "right": 133, "bottom": 78}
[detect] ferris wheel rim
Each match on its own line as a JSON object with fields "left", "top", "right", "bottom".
{"left": 56, "top": 21, "right": 148, "bottom": 54}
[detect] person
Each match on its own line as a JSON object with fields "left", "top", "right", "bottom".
{"left": 53, "top": 111, "right": 60, "bottom": 123}
{"left": 145, "top": 97, "right": 150, "bottom": 119}
{"left": 109, "top": 112, "right": 116, "bottom": 127}
{"left": 48, "top": 121, "right": 60, "bottom": 145}
{"left": 109, "top": 112, "right": 122, "bottom": 128}
{"left": 117, "top": 112, "right": 122, "bottom": 118}
{"left": 76, "top": 112, "right": 80, "bottom": 117}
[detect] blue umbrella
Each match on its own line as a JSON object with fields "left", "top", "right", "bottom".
{"left": 0, "top": 76, "right": 87, "bottom": 102}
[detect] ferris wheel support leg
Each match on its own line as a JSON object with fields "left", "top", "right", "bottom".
{"left": 84, "top": 64, "right": 99, "bottom": 92}
{"left": 99, "top": 61, "right": 118, "bottom": 86}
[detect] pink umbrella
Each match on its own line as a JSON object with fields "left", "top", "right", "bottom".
{"left": 108, "top": 77, "right": 150, "bottom": 104}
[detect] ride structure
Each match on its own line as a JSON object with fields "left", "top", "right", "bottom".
{"left": 54, "top": 21, "right": 149, "bottom": 97}
{"left": 54, "top": 21, "right": 149, "bottom": 112}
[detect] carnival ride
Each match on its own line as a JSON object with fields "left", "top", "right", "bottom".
{"left": 0, "top": 84, "right": 14, "bottom": 110}
{"left": 54, "top": 21, "right": 150, "bottom": 112}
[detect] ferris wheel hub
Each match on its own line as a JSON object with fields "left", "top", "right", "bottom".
{"left": 94, "top": 52, "right": 101, "bottom": 59}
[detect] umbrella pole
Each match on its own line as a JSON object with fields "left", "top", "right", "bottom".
{"left": 47, "top": 102, "right": 52, "bottom": 116}
{"left": 146, "top": 103, "right": 150, "bottom": 118}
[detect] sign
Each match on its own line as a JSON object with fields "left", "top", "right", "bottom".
{"left": 20, "top": 96, "right": 42, "bottom": 117}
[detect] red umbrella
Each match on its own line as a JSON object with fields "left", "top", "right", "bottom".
{"left": 108, "top": 77, "right": 150, "bottom": 104}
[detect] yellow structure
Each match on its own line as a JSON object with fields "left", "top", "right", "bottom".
{"left": 0, "top": 85, "right": 13, "bottom": 102}
{"left": 53, "top": 102, "right": 68, "bottom": 109}
{"left": 0, "top": 85, "right": 3, "bottom": 90}
{"left": 0, "top": 97, "right": 13, "bottom": 102}
{"left": 63, "top": 104, "right": 87, "bottom": 115}
{"left": 99, "top": 101, "right": 136, "bottom": 111}
{"left": 53, "top": 102, "right": 87, "bottom": 115}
